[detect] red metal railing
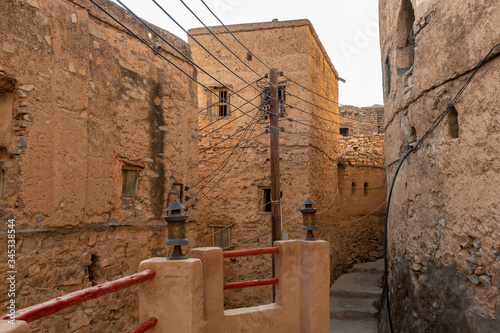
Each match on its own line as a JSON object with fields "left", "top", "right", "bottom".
{"left": 224, "top": 278, "right": 279, "bottom": 290}
{"left": 124, "top": 317, "right": 158, "bottom": 333}
{"left": 2, "top": 269, "right": 156, "bottom": 323}
{"left": 222, "top": 247, "right": 280, "bottom": 290}
{"left": 223, "top": 246, "right": 279, "bottom": 258}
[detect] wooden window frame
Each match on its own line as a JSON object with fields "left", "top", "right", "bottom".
{"left": 207, "top": 86, "right": 231, "bottom": 119}
{"left": 209, "top": 223, "right": 233, "bottom": 249}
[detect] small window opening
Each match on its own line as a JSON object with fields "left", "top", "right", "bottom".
{"left": 351, "top": 182, "right": 356, "bottom": 196}
{"left": 246, "top": 52, "right": 252, "bottom": 61}
{"left": 212, "top": 225, "right": 231, "bottom": 248}
{"left": 339, "top": 127, "right": 349, "bottom": 136}
{"left": 207, "top": 87, "right": 231, "bottom": 119}
{"left": 262, "top": 188, "right": 282, "bottom": 212}
{"left": 364, "top": 182, "right": 368, "bottom": 196}
{"left": 122, "top": 169, "right": 138, "bottom": 196}
{"left": 383, "top": 56, "right": 391, "bottom": 101}
{"left": 448, "top": 106, "right": 459, "bottom": 139}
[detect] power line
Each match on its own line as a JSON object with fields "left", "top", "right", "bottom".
{"left": 199, "top": 114, "right": 263, "bottom": 153}
{"left": 283, "top": 130, "right": 344, "bottom": 144}
{"left": 199, "top": 94, "right": 262, "bottom": 138}
{"left": 193, "top": 117, "right": 262, "bottom": 205}
{"left": 193, "top": 111, "right": 263, "bottom": 190}
{"left": 285, "top": 92, "right": 382, "bottom": 131}
{"left": 198, "top": 0, "right": 273, "bottom": 71}
{"left": 283, "top": 75, "right": 342, "bottom": 106}
{"left": 178, "top": 0, "right": 273, "bottom": 87}
{"left": 151, "top": 0, "right": 277, "bottom": 102}
{"left": 91, "top": 0, "right": 264, "bottom": 128}
{"left": 381, "top": 42, "right": 500, "bottom": 333}
{"left": 113, "top": 0, "right": 271, "bottom": 122}
{"left": 200, "top": 131, "right": 266, "bottom": 164}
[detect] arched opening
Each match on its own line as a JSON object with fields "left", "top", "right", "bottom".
{"left": 364, "top": 182, "right": 368, "bottom": 196}
{"left": 395, "top": 0, "right": 415, "bottom": 74}
{"left": 351, "top": 182, "right": 356, "bottom": 196}
{"left": 448, "top": 106, "right": 459, "bottom": 139}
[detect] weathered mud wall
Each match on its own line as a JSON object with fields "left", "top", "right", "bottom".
{"left": 0, "top": 0, "right": 198, "bottom": 331}
{"left": 380, "top": 0, "right": 500, "bottom": 331}
{"left": 189, "top": 19, "right": 339, "bottom": 308}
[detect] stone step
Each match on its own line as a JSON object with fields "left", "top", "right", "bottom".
{"left": 353, "top": 259, "right": 384, "bottom": 274}
{"left": 330, "top": 318, "right": 378, "bottom": 333}
{"left": 330, "top": 296, "right": 378, "bottom": 320}
{"left": 330, "top": 272, "right": 382, "bottom": 298}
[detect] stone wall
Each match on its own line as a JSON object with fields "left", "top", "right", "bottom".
{"left": 380, "top": 0, "right": 500, "bottom": 331}
{"left": 189, "top": 19, "right": 339, "bottom": 308}
{"left": 339, "top": 105, "right": 384, "bottom": 136}
{"left": 0, "top": 0, "right": 198, "bottom": 331}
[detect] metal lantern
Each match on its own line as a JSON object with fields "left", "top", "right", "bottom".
{"left": 164, "top": 201, "right": 189, "bottom": 260}
{"left": 300, "top": 198, "right": 318, "bottom": 241}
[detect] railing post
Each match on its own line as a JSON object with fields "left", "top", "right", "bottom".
{"left": 300, "top": 240, "right": 330, "bottom": 332}
{"left": 189, "top": 247, "right": 224, "bottom": 331}
{"left": 0, "top": 321, "right": 31, "bottom": 333}
{"left": 138, "top": 258, "right": 203, "bottom": 333}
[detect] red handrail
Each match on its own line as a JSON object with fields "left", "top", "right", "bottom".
{"left": 224, "top": 278, "right": 279, "bottom": 290}
{"left": 3, "top": 269, "right": 156, "bottom": 323}
{"left": 123, "top": 317, "right": 158, "bottom": 333}
{"left": 223, "top": 247, "right": 279, "bottom": 258}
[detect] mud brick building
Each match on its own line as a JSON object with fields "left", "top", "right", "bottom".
{"left": 0, "top": 0, "right": 198, "bottom": 332}
{"left": 380, "top": 0, "right": 500, "bottom": 331}
{"left": 189, "top": 20, "right": 386, "bottom": 307}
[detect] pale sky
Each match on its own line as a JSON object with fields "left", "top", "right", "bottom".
{"left": 113, "top": 0, "right": 383, "bottom": 107}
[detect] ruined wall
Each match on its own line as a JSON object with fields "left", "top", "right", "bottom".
{"left": 339, "top": 105, "right": 384, "bottom": 135}
{"left": 380, "top": 0, "right": 500, "bottom": 331}
{"left": 0, "top": 0, "right": 198, "bottom": 331}
{"left": 189, "top": 19, "right": 339, "bottom": 307}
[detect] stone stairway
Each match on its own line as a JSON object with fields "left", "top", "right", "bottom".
{"left": 330, "top": 259, "right": 384, "bottom": 333}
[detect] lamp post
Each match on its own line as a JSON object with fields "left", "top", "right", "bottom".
{"left": 164, "top": 201, "right": 189, "bottom": 260}
{"left": 300, "top": 198, "right": 318, "bottom": 241}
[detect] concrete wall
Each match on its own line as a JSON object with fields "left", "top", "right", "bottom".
{"left": 138, "top": 240, "right": 330, "bottom": 333}
{"left": 380, "top": 0, "right": 500, "bottom": 331}
{"left": 0, "top": 0, "right": 198, "bottom": 331}
{"left": 189, "top": 19, "right": 339, "bottom": 307}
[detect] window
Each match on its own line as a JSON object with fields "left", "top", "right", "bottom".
{"left": 351, "top": 182, "right": 356, "bottom": 196}
{"left": 207, "top": 87, "right": 230, "bottom": 119}
{"left": 339, "top": 127, "right": 350, "bottom": 136}
{"left": 211, "top": 224, "right": 232, "bottom": 248}
{"left": 448, "top": 106, "right": 459, "bottom": 139}
{"left": 122, "top": 169, "right": 138, "bottom": 196}
{"left": 260, "top": 84, "right": 286, "bottom": 117}
{"left": 262, "top": 188, "right": 282, "bottom": 212}
{"left": 364, "top": 182, "right": 368, "bottom": 196}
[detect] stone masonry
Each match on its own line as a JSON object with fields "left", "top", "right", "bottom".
{"left": 189, "top": 19, "right": 340, "bottom": 308}
{"left": 380, "top": 0, "right": 500, "bottom": 331}
{"left": 0, "top": 0, "right": 199, "bottom": 332}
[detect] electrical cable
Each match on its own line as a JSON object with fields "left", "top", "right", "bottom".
{"left": 200, "top": 131, "right": 266, "bottom": 164}
{"left": 199, "top": 94, "right": 262, "bottom": 138}
{"left": 198, "top": 0, "right": 273, "bottom": 71}
{"left": 381, "top": 42, "right": 500, "bottom": 333}
{"left": 283, "top": 130, "right": 344, "bottom": 144}
{"left": 178, "top": 0, "right": 273, "bottom": 87}
{"left": 113, "top": 0, "right": 273, "bottom": 121}
{"left": 199, "top": 113, "right": 262, "bottom": 153}
{"left": 91, "top": 0, "right": 265, "bottom": 128}
{"left": 193, "top": 111, "right": 263, "bottom": 189}
{"left": 152, "top": 0, "right": 277, "bottom": 100}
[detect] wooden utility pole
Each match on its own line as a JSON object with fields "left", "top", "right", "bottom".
{"left": 269, "top": 69, "right": 281, "bottom": 245}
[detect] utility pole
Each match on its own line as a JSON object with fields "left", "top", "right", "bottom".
{"left": 269, "top": 68, "right": 281, "bottom": 301}
{"left": 269, "top": 69, "right": 282, "bottom": 246}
